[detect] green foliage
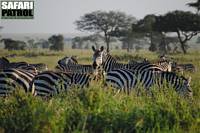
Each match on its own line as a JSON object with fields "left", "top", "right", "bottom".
{"left": 154, "top": 10, "right": 200, "bottom": 32}
{"left": 0, "top": 85, "right": 199, "bottom": 133}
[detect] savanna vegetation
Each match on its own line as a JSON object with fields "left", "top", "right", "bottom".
{"left": 0, "top": 49, "right": 199, "bottom": 133}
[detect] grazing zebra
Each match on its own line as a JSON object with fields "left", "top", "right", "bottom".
{"left": 128, "top": 58, "right": 150, "bottom": 65}
{"left": 0, "top": 68, "right": 36, "bottom": 96}
{"left": 0, "top": 57, "right": 48, "bottom": 73}
{"left": 57, "top": 64, "right": 94, "bottom": 73}
{"left": 106, "top": 69, "right": 192, "bottom": 97}
{"left": 56, "top": 56, "right": 94, "bottom": 73}
{"left": 30, "top": 63, "right": 48, "bottom": 73}
{"left": 128, "top": 58, "right": 172, "bottom": 72}
{"left": 31, "top": 69, "right": 102, "bottom": 97}
{"left": 172, "top": 63, "right": 196, "bottom": 73}
{"left": 58, "top": 56, "right": 78, "bottom": 66}
{"left": 92, "top": 46, "right": 171, "bottom": 72}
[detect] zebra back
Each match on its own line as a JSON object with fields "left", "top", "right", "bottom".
{"left": 56, "top": 64, "right": 94, "bottom": 73}
{"left": 0, "top": 68, "right": 36, "bottom": 96}
{"left": 31, "top": 71, "right": 72, "bottom": 97}
{"left": 106, "top": 69, "right": 192, "bottom": 97}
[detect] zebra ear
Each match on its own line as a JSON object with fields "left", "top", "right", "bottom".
{"left": 92, "top": 46, "right": 96, "bottom": 52}
{"left": 100, "top": 46, "right": 104, "bottom": 52}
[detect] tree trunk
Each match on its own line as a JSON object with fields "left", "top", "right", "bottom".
{"left": 127, "top": 42, "right": 130, "bottom": 52}
{"left": 180, "top": 42, "right": 187, "bottom": 54}
{"left": 104, "top": 33, "right": 110, "bottom": 53}
{"left": 176, "top": 30, "right": 187, "bottom": 54}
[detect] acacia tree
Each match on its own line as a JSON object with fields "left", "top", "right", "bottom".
{"left": 75, "top": 10, "right": 135, "bottom": 52}
{"left": 154, "top": 11, "right": 200, "bottom": 54}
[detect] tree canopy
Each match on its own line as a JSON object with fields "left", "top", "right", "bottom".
{"left": 75, "top": 10, "right": 136, "bottom": 52}
{"left": 153, "top": 10, "right": 200, "bottom": 53}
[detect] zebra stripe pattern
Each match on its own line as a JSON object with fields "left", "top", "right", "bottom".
{"left": 92, "top": 46, "right": 171, "bottom": 73}
{"left": 56, "top": 64, "right": 94, "bottom": 73}
{"left": 0, "top": 57, "right": 47, "bottom": 73}
{"left": 106, "top": 69, "right": 192, "bottom": 97}
{"left": 56, "top": 56, "right": 94, "bottom": 73}
{"left": 31, "top": 71, "right": 72, "bottom": 97}
{"left": 0, "top": 68, "right": 36, "bottom": 96}
{"left": 32, "top": 69, "right": 102, "bottom": 97}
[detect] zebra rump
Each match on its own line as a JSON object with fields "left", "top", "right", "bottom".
{"left": 31, "top": 71, "right": 72, "bottom": 97}
{"left": 0, "top": 68, "right": 35, "bottom": 96}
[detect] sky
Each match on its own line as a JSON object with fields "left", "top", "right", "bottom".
{"left": 0, "top": 0, "right": 194, "bottom": 34}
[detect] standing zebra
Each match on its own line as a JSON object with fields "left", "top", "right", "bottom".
{"left": 92, "top": 46, "right": 171, "bottom": 72}
{"left": 106, "top": 69, "right": 192, "bottom": 97}
{"left": 0, "top": 68, "right": 36, "bottom": 96}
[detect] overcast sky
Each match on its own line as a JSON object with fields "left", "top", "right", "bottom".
{"left": 0, "top": 0, "right": 194, "bottom": 34}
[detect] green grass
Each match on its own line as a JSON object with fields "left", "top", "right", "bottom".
{"left": 0, "top": 49, "right": 199, "bottom": 133}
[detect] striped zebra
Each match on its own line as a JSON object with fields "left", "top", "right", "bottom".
{"left": 31, "top": 71, "right": 72, "bottom": 97}
{"left": 0, "top": 68, "right": 36, "bottom": 96}
{"left": 128, "top": 58, "right": 172, "bottom": 72}
{"left": 56, "top": 56, "right": 94, "bottom": 73}
{"left": 31, "top": 69, "right": 102, "bottom": 97}
{"left": 106, "top": 69, "right": 192, "bottom": 97}
{"left": 58, "top": 56, "right": 78, "bottom": 66}
{"left": 0, "top": 57, "right": 48, "bottom": 73}
{"left": 92, "top": 46, "right": 171, "bottom": 73}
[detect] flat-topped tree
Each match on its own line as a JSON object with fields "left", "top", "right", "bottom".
{"left": 154, "top": 10, "right": 200, "bottom": 54}
{"left": 75, "top": 10, "right": 136, "bottom": 52}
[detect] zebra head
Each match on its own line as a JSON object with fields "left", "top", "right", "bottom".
{"left": 58, "top": 56, "right": 78, "bottom": 66}
{"left": 92, "top": 46, "right": 106, "bottom": 69}
{"left": 179, "top": 76, "right": 193, "bottom": 97}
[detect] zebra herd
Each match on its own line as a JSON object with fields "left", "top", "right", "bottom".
{"left": 0, "top": 46, "right": 195, "bottom": 97}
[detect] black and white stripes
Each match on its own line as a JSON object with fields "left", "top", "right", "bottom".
{"left": 0, "top": 68, "right": 36, "bottom": 96}
{"left": 106, "top": 69, "right": 192, "bottom": 97}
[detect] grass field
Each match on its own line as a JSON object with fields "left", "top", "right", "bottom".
{"left": 0, "top": 49, "right": 199, "bottom": 133}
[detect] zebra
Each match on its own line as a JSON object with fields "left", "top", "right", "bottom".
{"left": 0, "top": 57, "right": 48, "bottom": 73}
{"left": 128, "top": 57, "right": 172, "bottom": 72}
{"left": 31, "top": 71, "right": 72, "bottom": 97}
{"left": 31, "top": 68, "right": 102, "bottom": 97}
{"left": 172, "top": 63, "right": 196, "bottom": 73}
{"left": 56, "top": 56, "right": 94, "bottom": 73}
{"left": 106, "top": 69, "right": 192, "bottom": 97}
{"left": 57, "top": 56, "right": 78, "bottom": 66}
{"left": 92, "top": 46, "right": 132, "bottom": 72}
{"left": 92, "top": 46, "right": 171, "bottom": 73}
{"left": 0, "top": 68, "right": 36, "bottom": 96}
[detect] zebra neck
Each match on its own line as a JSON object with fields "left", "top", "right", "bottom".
{"left": 102, "top": 54, "right": 117, "bottom": 72}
